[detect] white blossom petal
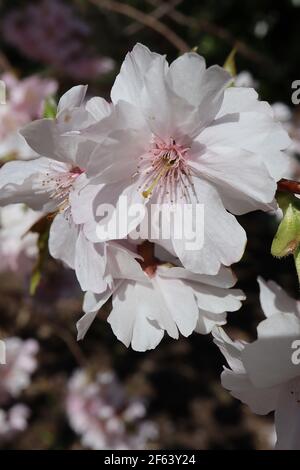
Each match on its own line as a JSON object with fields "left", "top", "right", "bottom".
{"left": 57, "top": 85, "right": 88, "bottom": 114}
{"left": 108, "top": 281, "right": 164, "bottom": 352}
{"left": 275, "top": 378, "right": 300, "bottom": 450}
{"left": 111, "top": 43, "right": 162, "bottom": 107}
{"left": 258, "top": 277, "right": 299, "bottom": 318}
{"left": 78, "top": 286, "right": 114, "bottom": 340}
{"left": 74, "top": 230, "right": 108, "bottom": 294}
{"left": 48, "top": 213, "right": 77, "bottom": 269}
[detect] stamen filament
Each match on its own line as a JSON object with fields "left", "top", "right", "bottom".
{"left": 142, "top": 161, "right": 171, "bottom": 199}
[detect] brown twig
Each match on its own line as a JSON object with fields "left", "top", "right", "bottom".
{"left": 0, "top": 51, "right": 13, "bottom": 73}
{"left": 125, "top": 0, "right": 183, "bottom": 35}
{"left": 277, "top": 178, "right": 300, "bottom": 196}
{"left": 164, "top": 5, "right": 275, "bottom": 68}
{"left": 54, "top": 325, "right": 87, "bottom": 368}
{"left": 88, "top": 0, "right": 190, "bottom": 53}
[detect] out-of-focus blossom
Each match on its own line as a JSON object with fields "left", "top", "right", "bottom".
{"left": 61, "top": 57, "right": 115, "bottom": 82}
{"left": 2, "top": 0, "right": 114, "bottom": 80}
{"left": 214, "top": 277, "right": 300, "bottom": 450}
{"left": 0, "top": 73, "right": 57, "bottom": 160}
{"left": 0, "top": 338, "right": 39, "bottom": 443}
{"left": 66, "top": 369, "right": 157, "bottom": 450}
{"left": 254, "top": 20, "right": 269, "bottom": 38}
{"left": 0, "top": 337, "right": 39, "bottom": 403}
{"left": 235, "top": 71, "right": 258, "bottom": 89}
{"left": 0, "top": 404, "right": 30, "bottom": 442}
{"left": 272, "top": 102, "right": 293, "bottom": 124}
{"left": 2, "top": 73, "right": 57, "bottom": 119}
{"left": 0, "top": 204, "right": 40, "bottom": 273}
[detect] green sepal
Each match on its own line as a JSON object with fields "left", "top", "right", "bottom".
{"left": 223, "top": 48, "right": 237, "bottom": 78}
{"left": 271, "top": 192, "right": 300, "bottom": 258}
{"left": 43, "top": 97, "right": 57, "bottom": 119}
{"left": 294, "top": 245, "right": 300, "bottom": 283}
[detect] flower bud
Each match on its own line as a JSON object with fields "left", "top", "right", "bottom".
{"left": 271, "top": 192, "right": 300, "bottom": 260}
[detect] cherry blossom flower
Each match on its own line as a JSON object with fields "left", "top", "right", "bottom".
{"left": 2, "top": 0, "right": 114, "bottom": 80}
{"left": 0, "top": 405, "right": 30, "bottom": 443}
{"left": 235, "top": 71, "right": 258, "bottom": 89}
{"left": 66, "top": 369, "right": 157, "bottom": 450}
{"left": 0, "top": 85, "right": 125, "bottom": 294}
{"left": 0, "top": 73, "right": 57, "bottom": 159}
{"left": 2, "top": 73, "right": 57, "bottom": 119}
{"left": 78, "top": 243, "right": 245, "bottom": 352}
{"left": 76, "top": 44, "right": 291, "bottom": 274}
{"left": 0, "top": 204, "right": 40, "bottom": 273}
{"left": 0, "top": 337, "right": 39, "bottom": 403}
{"left": 0, "top": 338, "right": 38, "bottom": 444}
{"left": 214, "top": 277, "right": 300, "bottom": 450}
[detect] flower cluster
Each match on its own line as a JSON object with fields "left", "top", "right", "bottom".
{"left": 0, "top": 44, "right": 291, "bottom": 349}
{"left": 2, "top": 0, "right": 114, "bottom": 80}
{"left": 0, "top": 43, "right": 297, "bottom": 448}
{"left": 0, "top": 337, "right": 39, "bottom": 442}
{"left": 66, "top": 369, "right": 157, "bottom": 450}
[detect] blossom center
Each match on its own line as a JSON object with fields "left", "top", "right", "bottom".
{"left": 135, "top": 137, "right": 193, "bottom": 202}
{"left": 42, "top": 165, "right": 84, "bottom": 213}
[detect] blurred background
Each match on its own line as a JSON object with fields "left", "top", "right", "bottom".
{"left": 0, "top": 0, "right": 299, "bottom": 450}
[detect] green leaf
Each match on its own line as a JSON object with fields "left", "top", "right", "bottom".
{"left": 43, "top": 97, "right": 57, "bottom": 119}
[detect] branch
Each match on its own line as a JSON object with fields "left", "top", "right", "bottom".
{"left": 54, "top": 325, "right": 87, "bottom": 368}
{"left": 0, "top": 51, "right": 13, "bottom": 73}
{"left": 166, "top": 6, "right": 275, "bottom": 68}
{"left": 277, "top": 178, "right": 300, "bottom": 196}
{"left": 88, "top": 0, "right": 190, "bottom": 53}
{"left": 125, "top": 0, "right": 183, "bottom": 36}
